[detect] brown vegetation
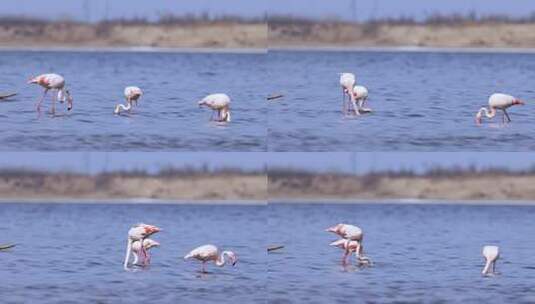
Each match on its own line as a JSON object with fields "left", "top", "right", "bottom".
{"left": 269, "top": 168, "right": 535, "bottom": 201}
{"left": 0, "top": 168, "right": 267, "bottom": 202}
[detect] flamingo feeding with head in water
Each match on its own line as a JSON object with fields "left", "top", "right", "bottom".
{"left": 198, "top": 93, "right": 231, "bottom": 122}
{"left": 132, "top": 238, "right": 160, "bottom": 266}
{"left": 340, "top": 73, "right": 357, "bottom": 115}
{"left": 28, "top": 73, "right": 73, "bottom": 114}
{"left": 482, "top": 245, "right": 500, "bottom": 275}
{"left": 330, "top": 239, "right": 372, "bottom": 266}
{"left": 124, "top": 223, "right": 161, "bottom": 270}
{"left": 114, "top": 86, "right": 143, "bottom": 114}
{"left": 184, "top": 244, "right": 238, "bottom": 273}
{"left": 326, "top": 223, "right": 364, "bottom": 261}
{"left": 475, "top": 93, "right": 524, "bottom": 124}
{"left": 352, "top": 85, "right": 371, "bottom": 114}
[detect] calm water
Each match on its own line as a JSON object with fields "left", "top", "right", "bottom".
{"left": 0, "top": 203, "right": 266, "bottom": 303}
{"left": 0, "top": 51, "right": 267, "bottom": 151}
{"left": 268, "top": 203, "right": 535, "bottom": 303}
{"left": 267, "top": 51, "right": 535, "bottom": 151}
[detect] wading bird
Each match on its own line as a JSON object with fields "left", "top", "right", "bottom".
{"left": 475, "top": 93, "right": 524, "bottom": 124}
{"left": 340, "top": 73, "right": 357, "bottom": 115}
{"left": 124, "top": 223, "right": 161, "bottom": 270}
{"left": 326, "top": 223, "right": 364, "bottom": 261}
{"left": 352, "top": 85, "right": 371, "bottom": 114}
{"left": 28, "top": 73, "right": 73, "bottom": 114}
{"left": 482, "top": 245, "right": 500, "bottom": 275}
{"left": 114, "top": 86, "right": 143, "bottom": 114}
{"left": 330, "top": 239, "right": 372, "bottom": 266}
{"left": 184, "top": 244, "right": 238, "bottom": 273}
{"left": 132, "top": 238, "right": 160, "bottom": 266}
{"left": 198, "top": 93, "right": 231, "bottom": 122}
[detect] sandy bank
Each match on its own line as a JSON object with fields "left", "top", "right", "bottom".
{"left": 0, "top": 22, "right": 267, "bottom": 49}
{"left": 269, "top": 22, "right": 535, "bottom": 49}
{"left": 269, "top": 173, "right": 535, "bottom": 201}
{"left": 0, "top": 173, "right": 267, "bottom": 202}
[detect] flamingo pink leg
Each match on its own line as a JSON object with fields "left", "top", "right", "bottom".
{"left": 36, "top": 89, "right": 48, "bottom": 112}
{"left": 51, "top": 90, "right": 56, "bottom": 115}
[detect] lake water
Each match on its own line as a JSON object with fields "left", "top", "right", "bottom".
{"left": 267, "top": 50, "right": 535, "bottom": 151}
{"left": 268, "top": 203, "right": 535, "bottom": 303}
{"left": 0, "top": 203, "right": 266, "bottom": 303}
{"left": 0, "top": 51, "right": 267, "bottom": 151}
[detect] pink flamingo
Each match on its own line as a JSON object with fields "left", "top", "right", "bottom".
{"left": 132, "top": 238, "right": 160, "bottom": 266}
{"left": 326, "top": 223, "right": 364, "bottom": 261}
{"left": 184, "top": 244, "right": 238, "bottom": 273}
{"left": 330, "top": 239, "right": 372, "bottom": 266}
{"left": 114, "top": 86, "right": 143, "bottom": 114}
{"left": 124, "top": 223, "right": 161, "bottom": 270}
{"left": 340, "top": 73, "right": 357, "bottom": 115}
{"left": 198, "top": 94, "right": 231, "bottom": 122}
{"left": 475, "top": 93, "right": 524, "bottom": 124}
{"left": 482, "top": 245, "right": 500, "bottom": 275}
{"left": 28, "top": 73, "right": 73, "bottom": 114}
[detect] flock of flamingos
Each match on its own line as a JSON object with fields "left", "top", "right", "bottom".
{"left": 122, "top": 222, "right": 500, "bottom": 276}
{"left": 23, "top": 72, "right": 524, "bottom": 124}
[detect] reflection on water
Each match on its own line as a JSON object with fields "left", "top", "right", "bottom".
{"left": 0, "top": 203, "right": 266, "bottom": 303}
{"left": 0, "top": 51, "right": 267, "bottom": 151}
{"left": 267, "top": 51, "right": 535, "bottom": 151}
{"left": 268, "top": 203, "right": 535, "bottom": 303}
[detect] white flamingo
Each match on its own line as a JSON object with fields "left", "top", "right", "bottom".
{"left": 184, "top": 244, "right": 238, "bottom": 273}
{"left": 28, "top": 73, "right": 73, "bottom": 114}
{"left": 482, "top": 245, "right": 500, "bottom": 275}
{"left": 198, "top": 93, "right": 231, "bottom": 122}
{"left": 352, "top": 85, "right": 371, "bottom": 114}
{"left": 132, "top": 238, "right": 160, "bottom": 266}
{"left": 326, "top": 223, "right": 364, "bottom": 261}
{"left": 330, "top": 239, "right": 372, "bottom": 266}
{"left": 114, "top": 86, "right": 143, "bottom": 114}
{"left": 475, "top": 93, "right": 524, "bottom": 124}
{"left": 124, "top": 223, "right": 161, "bottom": 270}
{"left": 340, "top": 73, "right": 357, "bottom": 115}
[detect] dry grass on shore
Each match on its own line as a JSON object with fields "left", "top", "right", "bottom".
{"left": 269, "top": 167, "right": 535, "bottom": 201}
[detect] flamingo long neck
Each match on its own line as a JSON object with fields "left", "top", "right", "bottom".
{"left": 124, "top": 239, "right": 133, "bottom": 270}
{"left": 215, "top": 251, "right": 231, "bottom": 267}
{"left": 482, "top": 259, "right": 492, "bottom": 274}
{"left": 115, "top": 103, "right": 131, "bottom": 114}
{"left": 479, "top": 107, "right": 496, "bottom": 119}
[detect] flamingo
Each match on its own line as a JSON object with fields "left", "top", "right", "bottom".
{"left": 475, "top": 93, "right": 524, "bottom": 124}
{"left": 352, "top": 85, "right": 371, "bottom": 113}
{"left": 330, "top": 239, "right": 372, "bottom": 266}
{"left": 184, "top": 244, "right": 238, "bottom": 273}
{"left": 124, "top": 223, "right": 161, "bottom": 270}
{"left": 482, "top": 245, "right": 500, "bottom": 275}
{"left": 114, "top": 86, "right": 143, "bottom": 114}
{"left": 28, "top": 73, "right": 73, "bottom": 114}
{"left": 198, "top": 93, "right": 231, "bottom": 122}
{"left": 326, "top": 223, "right": 364, "bottom": 261}
{"left": 132, "top": 238, "right": 160, "bottom": 266}
{"left": 340, "top": 73, "right": 358, "bottom": 115}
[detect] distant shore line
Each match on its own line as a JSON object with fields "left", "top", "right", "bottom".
{"left": 0, "top": 198, "right": 266, "bottom": 205}
{"left": 270, "top": 199, "right": 535, "bottom": 206}
{"left": 1, "top": 46, "right": 535, "bottom": 54}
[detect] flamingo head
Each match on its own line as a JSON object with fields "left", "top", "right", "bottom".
{"left": 198, "top": 100, "right": 207, "bottom": 108}
{"left": 513, "top": 98, "right": 525, "bottom": 106}
{"left": 144, "top": 239, "right": 160, "bottom": 250}
{"left": 475, "top": 111, "right": 482, "bottom": 124}
{"left": 329, "top": 239, "right": 348, "bottom": 249}
{"left": 66, "top": 90, "right": 73, "bottom": 111}
{"left": 325, "top": 224, "right": 343, "bottom": 234}
{"left": 225, "top": 251, "right": 238, "bottom": 266}
{"left": 27, "top": 76, "right": 41, "bottom": 84}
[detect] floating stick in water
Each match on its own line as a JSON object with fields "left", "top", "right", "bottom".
{"left": 267, "top": 245, "right": 284, "bottom": 252}
{"left": 0, "top": 93, "right": 17, "bottom": 100}
{"left": 267, "top": 94, "right": 284, "bottom": 101}
{"left": 0, "top": 244, "right": 16, "bottom": 250}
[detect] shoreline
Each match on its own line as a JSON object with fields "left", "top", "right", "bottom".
{"left": 1, "top": 45, "right": 535, "bottom": 54}
{"left": 0, "top": 198, "right": 266, "bottom": 205}
{"left": 270, "top": 198, "right": 535, "bottom": 206}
